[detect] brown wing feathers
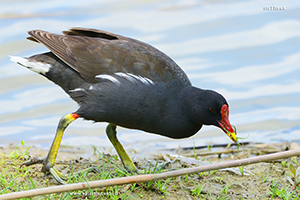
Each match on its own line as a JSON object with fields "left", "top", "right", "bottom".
{"left": 25, "top": 28, "right": 191, "bottom": 87}
{"left": 26, "top": 29, "right": 123, "bottom": 83}
{"left": 27, "top": 30, "right": 78, "bottom": 71}
{"left": 63, "top": 27, "right": 119, "bottom": 40}
{"left": 27, "top": 29, "right": 133, "bottom": 83}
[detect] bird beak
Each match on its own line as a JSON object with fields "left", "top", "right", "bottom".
{"left": 218, "top": 104, "right": 237, "bottom": 143}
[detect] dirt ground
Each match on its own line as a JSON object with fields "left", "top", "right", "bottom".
{"left": 0, "top": 142, "right": 299, "bottom": 199}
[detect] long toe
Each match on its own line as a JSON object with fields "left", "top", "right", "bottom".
{"left": 50, "top": 167, "right": 68, "bottom": 185}
{"left": 20, "top": 156, "right": 45, "bottom": 167}
{"left": 21, "top": 155, "right": 68, "bottom": 184}
{"left": 51, "top": 166, "right": 102, "bottom": 185}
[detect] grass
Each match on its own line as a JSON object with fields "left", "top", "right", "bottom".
{"left": 1, "top": 141, "right": 300, "bottom": 199}
{"left": 269, "top": 181, "right": 300, "bottom": 200}
{"left": 190, "top": 182, "right": 205, "bottom": 197}
{"left": 0, "top": 142, "right": 180, "bottom": 199}
{"left": 9, "top": 140, "right": 31, "bottom": 160}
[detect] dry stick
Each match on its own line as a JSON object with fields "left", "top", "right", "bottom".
{"left": 1, "top": 149, "right": 300, "bottom": 200}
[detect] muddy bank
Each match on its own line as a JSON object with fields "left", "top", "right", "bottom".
{"left": 0, "top": 142, "right": 299, "bottom": 199}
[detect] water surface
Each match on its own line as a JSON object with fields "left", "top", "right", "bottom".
{"left": 0, "top": 0, "right": 300, "bottom": 154}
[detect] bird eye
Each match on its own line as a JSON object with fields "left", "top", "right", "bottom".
{"left": 209, "top": 108, "right": 215, "bottom": 113}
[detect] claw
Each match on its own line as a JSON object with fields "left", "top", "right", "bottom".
{"left": 20, "top": 156, "right": 44, "bottom": 167}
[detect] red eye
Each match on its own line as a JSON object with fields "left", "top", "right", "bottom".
{"left": 209, "top": 108, "right": 215, "bottom": 113}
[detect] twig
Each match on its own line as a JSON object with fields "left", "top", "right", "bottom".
{"left": 1, "top": 149, "right": 300, "bottom": 200}
{"left": 195, "top": 149, "right": 238, "bottom": 156}
{"left": 166, "top": 142, "right": 251, "bottom": 151}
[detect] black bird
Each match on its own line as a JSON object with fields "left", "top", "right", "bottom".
{"left": 10, "top": 28, "right": 236, "bottom": 184}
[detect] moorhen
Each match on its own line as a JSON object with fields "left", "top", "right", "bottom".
{"left": 10, "top": 28, "right": 237, "bottom": 184}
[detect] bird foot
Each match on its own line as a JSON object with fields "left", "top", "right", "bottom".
{"left": 21, "top": 155, "right": 44, "bottom": 167}
{"left": 21, "top": 155, "right": 101, "bottom": 184}
{"left": 50, "top": 166, "right": 102, "bottom": 185}
{"left": 49, "top": 166, "right": 102, "bottom": 185}
{"left": 20, "top": 155, "right": 67, "bottom": 184}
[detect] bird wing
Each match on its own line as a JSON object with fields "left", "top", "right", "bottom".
{"left": 27, "top": 28, "right": 191, "bottom": 86}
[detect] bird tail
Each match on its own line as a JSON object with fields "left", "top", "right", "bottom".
{"left": 10, "top": 53, "right": 88, "bottom": 106}
{"left": 10, "top": 55, "right": 51, "bottom": 75}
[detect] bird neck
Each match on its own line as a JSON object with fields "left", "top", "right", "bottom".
{"left": 179, "top": 86, "right": 206, "bottom": 125}
{"left": 158, "top": 86, "right": 203, "bottom": 138}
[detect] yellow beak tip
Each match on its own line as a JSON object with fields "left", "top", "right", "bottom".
{"left": 228, "top": 132, "right": 237, "bottom": 143}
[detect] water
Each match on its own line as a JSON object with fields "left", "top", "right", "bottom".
{"left": 0, "top": 0, "right": 300, "bottom": 153}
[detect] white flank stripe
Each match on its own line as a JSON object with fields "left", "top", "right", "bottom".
{"left": 10, "top": 55, "right": 51, "bottom": 75}
{"left": 69, "top": 88, "right": 85, "bottom": 92}
{"left": 115, "top": 72, "right": 135, "bottom": 82}
{"left": 95, "top": 74, "right": 120, "bottom": 85}
{"left": 143, "top": 77, "right": 154, "bottom": 85}
{"left": 115, "top": 72, "right": 154, "bottom": 85}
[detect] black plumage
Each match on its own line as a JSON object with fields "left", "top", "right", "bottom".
{"left": 11, "top": 28, "right": 236, "bottom": 184}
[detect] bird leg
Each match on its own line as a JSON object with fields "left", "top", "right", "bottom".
{"left": 21, "top": 113, "right": 100, "bottom": 184}
{"left": 106, "top": 123, "right": 138, "bottom": 173}
{"left": 106, "top": 124, "right": 176, "bottom": 174}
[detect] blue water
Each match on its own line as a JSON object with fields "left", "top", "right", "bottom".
{"left": 0, "top": 0, "right": 300, "bottom": 152}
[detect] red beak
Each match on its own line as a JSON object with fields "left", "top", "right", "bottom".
{"left": 218, "top": 104, "right": 237, "bottom": 143}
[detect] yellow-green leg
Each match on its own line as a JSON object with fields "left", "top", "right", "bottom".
{"left": 21, "top": 113, "right": 100, "bottom": 184}
{"left": 42, "top": 113, "right": 79, "bottom": 174}
{"left": 106, "top": 124, "right": 174, "bottom": 174}
{"left": 106, "top": 123, "right": 138, "bottom": 173}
